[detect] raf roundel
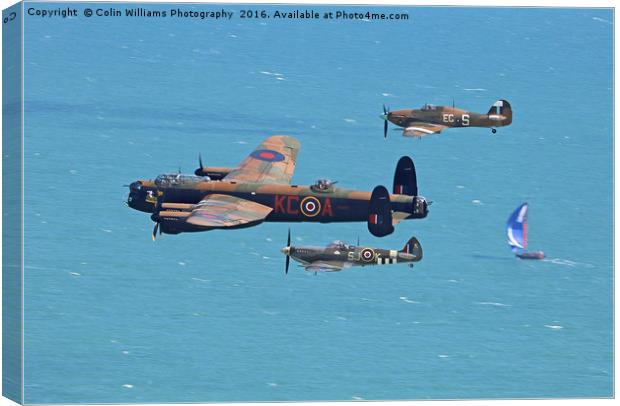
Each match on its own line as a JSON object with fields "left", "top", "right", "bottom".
{"left": 300, "top": 196, "right": 321, "bottom": 217}
{"left": 360, "top": 248, "right": 375, "bottom": 262}
{"left": 251, "top": 149, "right": 285, "bottom": 162}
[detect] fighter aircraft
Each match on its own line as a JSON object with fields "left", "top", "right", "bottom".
{"left": 281, "top": 230, "right": 423, "bottom": 274}
{"left": 380, "top": 99, "right": 512, "bottom": 138}
{"left": 126, "top": 136, "right": 429, "bottom": 239}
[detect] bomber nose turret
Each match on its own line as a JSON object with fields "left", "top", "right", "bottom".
{"left": 129, "top": 181, "right": 142, "bottom": 192}
{"left": 126, "top": 181, "right": 143, "bottom": 208}
{"left": 126, "top": 179, "right": 158, "bottom": 213}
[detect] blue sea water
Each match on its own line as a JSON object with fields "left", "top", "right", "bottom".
{"left": 20, "top": 4, "right": 613, "bottom": 403}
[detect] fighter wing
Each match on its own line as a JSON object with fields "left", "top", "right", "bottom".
{"left": 223, "top": 135, "right": 300, "bottom": 184}
{"left": 402, "top": 122, "right": 447, "bottom": 137}
{"left": 185, "top": 194, "right": 272, "bottom": 229}
{"left": 304, "top": 261, "right": 347, "bottom": 272}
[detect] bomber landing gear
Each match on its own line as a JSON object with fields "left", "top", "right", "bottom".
{"left": 491, "top": 128, "right": 497, "bottom": 134}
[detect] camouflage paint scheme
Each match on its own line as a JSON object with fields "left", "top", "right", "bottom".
{"left": 126, "top": 135, "right": 429, "bottom": 237}
{"left": 381, "top": 99, "right": 512, "bottom": 137}
{"left": 282, "top": 236, "right": 423, "bottom": 273}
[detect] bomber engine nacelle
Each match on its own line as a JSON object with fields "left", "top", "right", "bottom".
{"left": 393, "top": 156, "right": 418, "bottom": 196}
{"left": 368, "top": 185, "right": 394, "bottom": 237}
{"left": 151, "top": 202, "right": 195, "bottom": 237}
{"left": 193, "top": 166, "right": 234, "bottom": 180}
{"left": 194, "top": 154, "right": 235, "bottom": 180}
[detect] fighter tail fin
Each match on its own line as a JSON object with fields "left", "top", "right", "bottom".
{"left": 487, "top": 99, "right": 512, "bottom": 125}
{"left": 400, "top": 237, "right": 423, "bottom": 260}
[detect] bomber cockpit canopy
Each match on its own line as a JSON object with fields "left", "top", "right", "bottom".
{"left": 327, "top": 240, "right": 350, "bottom": 249}
{"left": 154, "top": 173, "right": 210, "bottom": 187}
{"left": 421, "top": 104, "right": 437, "bottom": 111}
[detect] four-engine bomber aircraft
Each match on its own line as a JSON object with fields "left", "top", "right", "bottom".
{"left": 380, "top": 99, "right": 512, "bottom": 138}
{"left": 126, "top": 136, "right": 429, "bottom": 239}
{"left": 281, "top": 230, "right": 423, "bottom": 274}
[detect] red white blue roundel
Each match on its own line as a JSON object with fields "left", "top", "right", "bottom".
{"left": 300, "top": 196, "right": 321, "bottom": 217}
{"left": 251, "top": 149, "right": 285, "bottom": 162}
{"left": 360, "top": 248, "right": 375, "bottom": 262}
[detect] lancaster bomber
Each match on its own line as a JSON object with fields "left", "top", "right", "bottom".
{"left": 281, "top": 230, "right": 423, "bottom": 274}
{"left": 126, "top": 136, "right": 429, "bottom": 239}
{"left": 380, "top": 99, "right": 512, "bottom": 138}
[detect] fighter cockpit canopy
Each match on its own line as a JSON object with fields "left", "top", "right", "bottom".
{"left": 421, "top": 104, "right": 437, "bottom": 111}
{"left": 327, "top": 240, "right": 350, "bottom": 249}
{"left": 154, "top": 173, "right": 210, "bottom": 187}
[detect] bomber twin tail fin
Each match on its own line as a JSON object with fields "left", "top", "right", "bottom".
{"left": 393, "top": 156, "right": 418, "bottom": 196}
{"left": 367, "top": 185, "right": 394, "bottom": 237}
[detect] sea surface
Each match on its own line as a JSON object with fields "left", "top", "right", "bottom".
{"left": 21, "top": 4, "right": 613, "bottom": 403}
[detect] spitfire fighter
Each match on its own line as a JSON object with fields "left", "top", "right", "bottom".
{"left": 126, "top": 136, "right": 429, "bottom": 239}
{"left": 281, "top": 230, "right": 423, "bottom": 274}
{"left": 380, "top": 99, "right": 512, "bottom": 138}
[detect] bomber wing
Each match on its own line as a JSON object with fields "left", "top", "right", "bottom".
{"left": 223, "top": 135, "right": 300, "bottom": 184}
{"left": 185, "top": 194, "right": 272, "bottom": 229}
{"left": 402, "top": 122, "right": 447, "bottom": 137}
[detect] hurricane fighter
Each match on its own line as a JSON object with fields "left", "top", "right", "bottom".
{"left": 126, "top": 136, "right": 429, "bottom": 239}
{"left": 281, "top": 230, "right": 423, "bottom": 274}
{"left": 380, "top": 99, "right": 512, "bottom": 138}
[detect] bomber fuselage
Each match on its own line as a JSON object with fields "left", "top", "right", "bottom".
{"left": 127, "top": 178, "right": 428, "bottom": 225}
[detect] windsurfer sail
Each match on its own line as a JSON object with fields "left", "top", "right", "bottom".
{"left": 506, "top": 203, "right": 545, "bottom": 260}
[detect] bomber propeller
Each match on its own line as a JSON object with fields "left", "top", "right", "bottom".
{"left": 194, "top": 153, "right": 204, "bottom": 176}
{"left": 150, "top": 194, "right": 164, "bottom": 241}
{"left": 152, "top": 222, "right": 161, "bottom": 241}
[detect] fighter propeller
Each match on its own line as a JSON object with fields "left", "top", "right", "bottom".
{"left": 283, "top": 228, "right": 291, "bottom": 274}
{"left": 381, "top": 104, "right": 390, "bottom": 138}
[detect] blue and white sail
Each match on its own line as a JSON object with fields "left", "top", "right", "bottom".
{"left": 506, "top": 203, "right": 528, "bottom": 252}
